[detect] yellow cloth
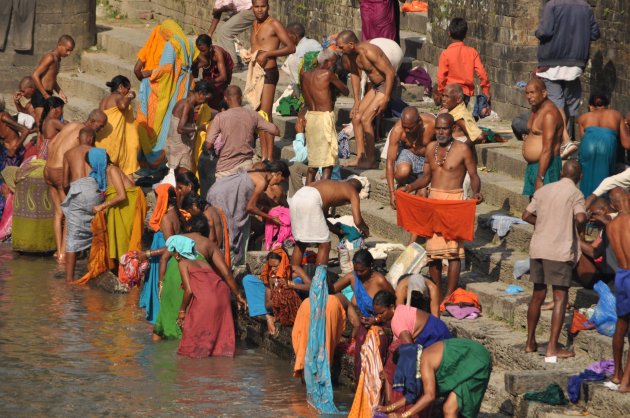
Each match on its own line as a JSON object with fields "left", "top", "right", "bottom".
{"left": 137, "top": 25, "right": 167, "bottom": 71}
{"left": 425, "top": 188, "right": 466, "bottom": 260}
{"left": 305, "top": 110, "right": 338, "bottom": 168}
{"left": 349, "top": 326, "right": 383, "bottom": 418}
{"left": 105, "top": 186, "right": 147, "bottom": 260}
{"left": 96, "top": 106, "right": 140, "bottom": 175}
{"left": 193, "top": 103, "right": 214, "bottom": 175}
{"left": 243, "top": 50, "right": 266, "bottom": 110}
{"left": 449, "top": 102, "right": 483, "bottom": 142}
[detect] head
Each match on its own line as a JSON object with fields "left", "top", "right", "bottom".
{"left": 442, "top": 84, "right": 464, "bottom": 111}
{"left": 266, "top": 251, "right": 283, "bottom": 269}
{"left": 352, "top": 249, "right": 374, "bottom": 280}
{"left": 560, "top": 159, "right": 582, "bottom": 185}
{"left": 186, "top": 214, "right": 211, "bottom": 237}
{"left": 78, "top": 127, "right": 96, "bottom": 146}
{"left": 588, "top": 93, "right": 610, "bottom": 110}
{"left": 167, "top": 186, "right": 178, "bottom": 208}
{"left": 317, "top": 48, "right": 338, "bottom": 70}
{"left": 286, "top": 22, "right": 306, "bottom": 45}
{"left": 191, "top": 79, "right": 214, "bottom": 105}
{"left": 372, "top": 290, "right": 397, "bottom": 322}
{"left": 252, "top": 0, "right": 270, "bottom": 21}
{"left": 224, "top": 85, "right": 243, "bottom": 108}
{"left": 105, "top": 75, "right": 131, "bottom": 94}
{"left": 85, "top": 109, "right": 108, "bottom": 133}
{"left": 448, "top": 17, "right": 468, "bottom": 41}
{"left": 431, "top": 83, "right": 442, "bottom": 107}
{"left": 175, "top": 171, "right": 200, "bottom": 198}
{"left": 525, "top": 78, "right": 548, "bottom": 108}
{"left": 590, "top": 197, "right": 613, "bottom": 225}
{"left": 435, "top": 113, "right": 455, "bottom": 144}
{"left": 18, "top": 76, "right": 35, "bottom": 99}
{"left": 195, "top": 34, "right": 213, "bottom": 55}
{"left": 609, "top": 187, "right": 629, "bottom": 213}
{"left": 46, "top": 96, "right": 65, "bottom": 119}
{"left": 255, "top": 160, "right": 290, "bottom": 186}
{"left": 401, "top": 106, "right": 422, "bottom": 135}
{"left": 57, "top": 35, "right": 75, "bottom": 57}
{"left": 336, "top": 30, "right": 359, "bottom": 55}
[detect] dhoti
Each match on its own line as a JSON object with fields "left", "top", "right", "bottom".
{"left": 289, "top": 186, "right": 329, "bottom": 243}
{"left": 615, "top": 268, "right": 630, "bottom": 317}
{"left": 61, "top": 177, "right": 103, "bottom": 252}
{"left": 425, "top": 189, "right": 466, "bottom": 260}
{"left": 305, "top": 110, "right": 337, "bottom": 168}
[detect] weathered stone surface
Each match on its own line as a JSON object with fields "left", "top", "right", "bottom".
{"left": 505, "top": 370, "right": 576, "bottom": 396}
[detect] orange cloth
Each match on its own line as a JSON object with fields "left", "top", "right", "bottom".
{"left": 215, "top": 207, "right": 231, "bottom": 267}
{"left": 401, "top": 1, "right": 428, "bottom": 13}
{"left": 349, "top": 326, "right": 383, "bottom": 418}
{"left": 439, "top": 288, "right": 481, "bottom": 313}
{"left": 437, "top": 41, "right": 490, "bottom": 97}
{"left": 260, "top": 247, "right": 291, "bottom": 286}
{"left": 148, "top": 184, "right": 172, "bottom": 232}
{"left": 74, "top": 212, "right": 114, "bottom": 285}
{"left": 570, "top": 309, "right": 595, "bottom": 334}
{"left": 137, "top": 25, "right": 167, "bottom": 72}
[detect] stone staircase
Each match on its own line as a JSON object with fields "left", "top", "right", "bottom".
{"left": 17, "top": 18, "right": 629, "bottom": 417}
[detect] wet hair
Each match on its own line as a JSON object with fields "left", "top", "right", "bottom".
{"left": 266, "top": 251, "right": 283, "bottom": 261}
{"left": 58, "top": 34, "right": 75, "bottom": 46}
{"left": 317, "top": 48, "right": 337, "bottom": 65}
{"left": 589, "top": 93, "right": 610, "bottom": 108}
{"left": 167, "top": 186, "right": 178, "bottom": 207}
{"left": 187, "top": 214, "right": 210, "bottom": 237}
{"left": 106, "top": 75, "right": 131, "bottom": 92}
{"left": 175, "top": 171, "right": 200, "bottom": 195}
{"left": 352, "top": 248, "right": 374, "bottom": 268}
{"left": 250, "top": 160, "right": 290, "bottom": 179}
{"left": 287, "top": 22, "right": 305, "bottom": 39}
{"left": 448, "top": 17, "right": 468, "bottom": 41}
{"left": 39, "top": 97, "right": 65, "bottom": 134}
{"left": 338, "top": 30, "right": 359, "bottom": 44}
{"left": 373, "top": 290, "right": 396, "bottom": 308}
{"left": 181, "top": 193, "right": 195, "bottom": 211}
{"left": 78, "top": 127, "right": 96, "bottom": 143}
{"left": 192, "top": 195, "right": 207, "bottom": 211}
{"left": 193, "top": 79, "right": 213, "bottom": 95}
{"left": 195, "top": 34, "right": 213, "bottom": 48}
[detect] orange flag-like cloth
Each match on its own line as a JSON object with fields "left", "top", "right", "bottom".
{"left": 74, "top": 212, "right": 114, "bottom": 285}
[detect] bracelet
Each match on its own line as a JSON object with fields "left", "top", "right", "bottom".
{"left": 146, "top": 250, "right": 151, "bottom": 258}
{"left": 401, "top": 411, "right": 412, "bottom": 418}
{"left": 179, "top": 310, "right": 186, "bottom": 313}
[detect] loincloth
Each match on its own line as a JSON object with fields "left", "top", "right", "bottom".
{"left": 264, "top": 66, "right": 280, "bottom": 85}
{"left": 305, "top": 110, "right": 337, "bottom": 168}
{"left": 426, "top": 188, "right": 465, "bottom": 260}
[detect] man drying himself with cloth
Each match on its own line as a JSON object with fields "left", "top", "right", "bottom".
{"left": 289, "top": 177, "right": 370, "bottom": 282}
{"left": 300, "top": 48, "right": 349, "bottom": 184}
{"left": 402, "top": 113, "right": 482, "bottom": 300}
{"left": 62, "top": 147, "right": 107, "bottom": 282}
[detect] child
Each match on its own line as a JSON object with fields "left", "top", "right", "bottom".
{"left": 38, "top": 97, "right": 67, "bottom": 159}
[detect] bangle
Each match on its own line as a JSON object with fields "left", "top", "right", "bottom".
{"left": 179, "top": 310, "right": 186, "bottom": 313}
{"left": 401, "top": 411, "right": 412, "bottom": 418}
{"left": 146, "top": 250, "right": 151, "bottom": 258}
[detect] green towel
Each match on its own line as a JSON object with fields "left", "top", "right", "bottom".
{"left": 524, "top": 383, "right": 568, "bottom": 406}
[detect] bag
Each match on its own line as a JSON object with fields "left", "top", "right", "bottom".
{"left": 586, "top": 280, "right": 617, "bottom": 337}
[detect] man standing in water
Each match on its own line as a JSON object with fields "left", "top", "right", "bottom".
{"left": 249, "top": 0, "right": 295, "bottom": 162}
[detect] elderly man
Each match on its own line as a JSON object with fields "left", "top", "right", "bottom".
{"left": 442, "top": 84, "right": 483, "bottom": 145}
{"left": 283, "top": 22, "right": 322, "bottom": 93}
{"left": 522, "top": 160, "right": 587, "bottom": 359}
{"left": 13, "top": 76, "right": 37, "bottom": 129}
{"left": 207, "top": 0, "right": 254, "bottom": 65}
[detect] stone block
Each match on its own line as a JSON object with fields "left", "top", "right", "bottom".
{"left": 505, "top": 370, "right": 574, "bottom": 396}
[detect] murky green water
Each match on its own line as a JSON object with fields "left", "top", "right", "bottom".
{"left": 0, "top": 245, "right": 352, "bottom": 417}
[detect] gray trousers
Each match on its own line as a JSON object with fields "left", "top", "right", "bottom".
{"left": 541, "top": 77, "right": 582, "bottom": 118}
{"left": 214, "top": 9, "right": 255, "bottom": 63}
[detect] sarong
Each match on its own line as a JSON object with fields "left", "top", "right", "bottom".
{"left": 74, "top": 212, "right": 114, "bottom": 285}
{"left": 177, "top": 266, "right": 235, "bottom": 357}
{"left": 139, "top": 231, "right": 165, "bottom": 323}
{"left": 349, "top": 326, "right": 383, "bottom": 418}
{"left": 105, "top": 186, "right": 147, "bottom": 260}
{"left": 522, "top": 155, "right": 562, "bottom": 196}
{"left": 615, "top": 268, "right": 630, "bottom": 317}
{"left": 421, "top": 189, "right": 469, "bottom": 260}
{"left": 360, "top": 0, "right": 399, "bottom": 43}
{"left": 61, "top": 177, "right": 102, "bottom": 253}
{"left": 396, "top": 148, "right": 424, "bottom": 176}
{"left": 242, "top": 274, "right": 271, "bottom": 317}
{"left": 292, "top": 295, "right": 346, "bottom": 375}
{"left": 0, "top": 144, "right": 24, "bottom": 215}
{"left": 305, "top": 111, "right": 338, "bottom": 168}
{"left": 393, "top": 343, "right": 423, "bottom": 404}
{"left": 578, "top": 127, "right": 618, "bottom": 197}
{"left": 12, "top": 160, "right": 55, "bottom": 252}
{"left": 207, "top": 171, "right": 255, "bottom": 265}
{"left": 289, "top": 186, "right": 329, "bottom": 243}
{"left": 436, "top": 338, "right": 492, "bottom": 418}
{"left": 0, "top": 193, "right": 13, "bottom": 241}
{"left": 96, "top": 106, "right": 140, "bottom": 175}
{"left": 304, "top": 265, "right": 340, "bottom": 413}
{"left": 166, "top": 115, "right": 195, "bottom": 171}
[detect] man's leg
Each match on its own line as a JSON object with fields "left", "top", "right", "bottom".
{"left": 291, "top": 241, "right": 309, "bottom": 282}
{"left": 394, "top": 162, "right": 412, "bottom": 185}
{"left": 442, "top": 391, "right": 459, "bottom": 418}
{"left": 358, "top": 91, "right": 389, "bottom": 169}
{"left": 321, "top": 166, "right": 333, "bottom": 180}
{"left": 316, "top": 241, "right": 331, "bottom": 267}
{"left": 612, "top": 315, "right": 629, "bottom": 384}
{"left": 306, "top": 167, "right": 317, "bottom": 185}
{"left": 526, "top": 283, "right": 547, "bottom": 353}
{"left": 260, "top": 79, "right": 277, "bottom": 161}
{"left": 346, "top": 90, "right": 378, "bottom": 167}
{"left": 49, "top": 185, "right": 64, "bottom": 262}
{"left": 547, "top": 285, "right": 573, "bottom": 357}
{"left": 445, "top": 258, "right": 461, "bottom": 299}
{"left": 564, "top": 79, "right": 582, "bottom": 140}
{"left": 288, "top": 162, "right": 307, "bottom": 197}
{"left": 541, "top": 78, "right": 565, "bottom": 113}
{"left": 65, "top": 251, "right": 76, "bottom": 282}
{"left": 213, "top": 9, "right": 255, "bottom": 63}
{"left": 428, "top": 260, "right": 443, "bottom": 300}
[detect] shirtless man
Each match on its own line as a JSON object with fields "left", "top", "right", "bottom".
{"left": 607, "top": 187, "right": 630, "bottom": 392}
{"left": 289, "top": 177, "right": 369, "bottom": 281}
{"left": 522, "top": 79, "right": 564, "bottom": 197}
{"left": 336, "top": 30, "right": 396, "bottom": 169}
{"left": 249, "top": 0, "right": 295, "bottom": 162}
{"left": 31, "top": 35, "right": 75, "bottom": 127}
{"left": 442, "top": 84, "right": 484, "bottom": 145}
{"left": 386, "top": 107, "right": 436, "bottom": 209}
{"left": 13, "top": 76, "right": 37, "bottom": 124}
{"left": 0, "top": 97, "right": 33, "bottom": 158}
{"left": 45, "top": 109, "right": 108, "bottom": 262}
{"left": 404, "top": 113, "right": 483, "bottom": 299}
{"left": 300, "top": 49, "right": 349, "bottom": 184}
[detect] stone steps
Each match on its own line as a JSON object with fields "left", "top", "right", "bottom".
{"left": 79, "top": 50, "right": 140, "bottom": 90}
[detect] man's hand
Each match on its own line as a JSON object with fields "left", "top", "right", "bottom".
{"left": 59, "top": 91, "right": 68, "bottom": 103}
{"left": 535, "top": 177, "right": 544, "bottom": 191}
{"left": 256, "top": 51, "right": 269, "bottom": 67}
{"left": 358, "top": 223, "right": 370, "bottom": 238}
{"left": 270, "top": 216, "right": 282, "bottom": 226}
{"left": 13, "top": 92, "right": 22, "bottom": 103}
{"left": 295, "top": 116, "right": 306, "bottom": 133}
{"left": 390, "top": 191, "right": 397, "bottom": 210}
{"left": 472, "top": 192, "right": 484, "bottom": 204}
{"left": 374, "top": 98, "right": 390, "bottom": 116}
{"left": 235, "top": 292, "right": 248, "bottom": 311}
{"left": 350, "top": 103, "right": 360, "bottom": 119}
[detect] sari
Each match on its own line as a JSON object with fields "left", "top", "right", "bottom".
{"left": 136, "top": 20, "right": 198, "bottom": 169}
{"left": 139, "top": 231, "right": 165, "bottom": 323}
{"left": 104, "top": 186, "right": 147, "bottom": 260}
{"left": 96, "top": 105, "right": 141, "bottom": 175}
{"left": 74, "top": 212, "right": 114, "bottom": 285}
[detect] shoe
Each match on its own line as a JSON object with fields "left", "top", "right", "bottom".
{"left": 560, "top": 142, "right": 578, "bottom": 159}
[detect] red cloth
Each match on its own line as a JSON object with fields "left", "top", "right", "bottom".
{"left": 395, "top": 190, "right": 476, "bottom": 241}
{"left": 360, "top": 0, "right": 399, "bottom": 43}
{"left": 439, "top": 288, "right": 481, "bottom": 314}
{"left": 437, "top": 41, "right": 490, "bottom": 97}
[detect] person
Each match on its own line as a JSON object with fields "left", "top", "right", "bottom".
{"left": 37, "top": 97, "right": 66, "bottom": 160}
{"left": 385, "top": 107, "right": 436, "bottom": 209}
{"left": 30, "top": 35, "right": 74, "bottom": 127}
{"left": 359, "top": 0, "right": 399, "bottom": 43}
{"left": 522, "top": 160, "right": 587, "bottom": 359}
{"left": 300, "top": 49, "right": 349, "bottom": 184}
{"left": 337, "top": 30, "right": 396, "bottom": 168}
{"left": 577, "top": 94, "right": 630, "bottom": 196}
{"left": 192, "top": 34, "right": 233, "bottom": 109}
{"left": 606, "top": 188, "right": 630, "bottom": 392}
{"left": 403, "top": 113, "right": 482, "bottom": 299}
{"left": 442, "top": 84, "right": 483, "bottom": 144}
{"left": 13, "top": 76, "right": 36, "bottom": 124}
{"left": 0, "top": 96, "right": 32, "bottom": 171}
{"left": 62, "top": 147, "right": 107, "bottom": 282}
{"left": 378, "top": 338, "right": 492, "bottom": 418}
{"left": 283, "top": 22, "right": 322, "bottom": 94}
{"left": 97, "top": 75, "right": 140, "bottom": 176}
{"left": 522, "top": 79, "right": 564, "bottom": 197}
{"left": 207, "top": 160, "right": 289, "bottom": 265}
{"left": 175, "top": 171, "right": 200, "bottom": 206}
{"left": 165, "top": 234, "right": 246, "bottom": 358}
{"left": 207, "top": 0, "right": 254, "bottom": 65}
{"left": 535, "top": 0, "right": 600, "bottom": 141}
{"left": 135, "top": 20, "right": 197, "bottom": 169}
{"left": 290, "top": 177, "right": 369, "bottom": 280}
{"left": 394, "top": 273, "right": 441, "bottom": 316}
{"left": 437, "top": 17, "right": 491, "bottom": 107}
{"left": 205, "top": 85, "right": 279, "bottom": 178}
{"left": 45, "top": 109, "right": 108, "bottom": 263}
{"left": 585, "top": 167, "right": 630, "bottom": 210}
{"left": 0, "top": 166, "right": 17, "bottom": 241}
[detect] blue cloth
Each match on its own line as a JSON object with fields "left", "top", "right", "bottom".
{"left": 396, "top": 148, "right": 424, "bottom": 175}
{"left": 523, "top": 155, "right": 562, "bottom": 196}
{"left": 290, "top": 133, "right": 308, "bottom": 163}
{"left": 505, "top": 284, "right": 524, "bottom": 294}
{"left": 165, "top": 235, "right": 197, "bottom": 260}
{"left": 304, "top": 265, "right": 340, "bottom": 413}
{"left": 341, "top": 285, "right": 354, "bottom": 302}
{"left": 415, "top": 315, "right": 452, "bottom": 348}
{"left": 242, "top": 274, "right": 271, "bottom": 317}
{"left": 472, "top": 94, "right": 491, "bottom": 119}
{"left": 488, "top": 214, "right": 528, "bottom": 238}
{"left": 615, "top": 268, "right": 630, "bottom": 317}
{"left": 568, "top": 369, "right": 606, "bottom": 403}
{"left": 353, "top": 272, "right": 375, "bottom": 317}
{"left": 393, "top": 344, "right": 423, "bottom": 404}
{"left": 139, "top": 231, "right": 165, "bottom": 323}
{"left": 578, "top": 127, "right": 618, "bottom": 197}
{"left": 340, "top": 224, "right": 362, "bottom": 242}
{"left": 87, "top": 148, "right": 108, "bottom": 192}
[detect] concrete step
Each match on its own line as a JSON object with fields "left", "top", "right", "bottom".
{"left": 478, "top": 142, "right": 529, "bottom": 182}
{"left": 79, "top": 50, "right": 140, "bottom": 90}
{"left": 478, "top": 169, "right": 530, "bottom": 214}
{"left": 62, "top": 96, "right": 102, "bottom": 123}
{"left": 399, "top": 12, "right": 428, "bottom": 35}
{"left": 400, "top": 30, "right": 426, "bottom": 62}
{"left": 58, "top": 71, "right": 111, "bottom": 106}
{"left": 97, "top": 25, "right": 151, "bottom": 61}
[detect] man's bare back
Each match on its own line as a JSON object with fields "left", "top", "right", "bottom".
{"left": 302, "top": 69, "right": 337, "bottom": 112}
{"left": 0, "top": 112, "right": 27, "bottom": 155}
{"left": 63, "top": 145, "right": 93, "bottom": 185}
{"left": 42, "top": 117, "right": 65, "bottom": 140}
{"left": 47, "top": 123, "right": 84, "bottom": 169}
{"left": 311, "top": 179, "right": 356, "bottom": 209}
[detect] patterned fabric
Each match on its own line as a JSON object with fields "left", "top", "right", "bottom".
{"left": 349, "top": 326, "right": 383, "bottom": 418}
{"left": 118, "top": 252, "right": 149, "bottom": 288}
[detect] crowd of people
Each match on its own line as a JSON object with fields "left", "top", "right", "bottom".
{"left": 1, "top": 0, "right": 629, "bottom": 416}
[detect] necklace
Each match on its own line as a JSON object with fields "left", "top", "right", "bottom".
{"left": 434, "top": 140, "right": 453, "bottom": 167}
{"left": 254, "top": 16, "right": 270, "bottom": 35}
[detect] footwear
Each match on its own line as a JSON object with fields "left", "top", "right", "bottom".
{"left": 560, "top": 142, "right": 578, "bottom": 159}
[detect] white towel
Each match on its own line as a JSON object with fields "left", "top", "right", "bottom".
{"left": 289, "top": 186, "right": 330, "bottom": 243}
{"left": 348, "top": 175, "right": 370, "bottom": 199}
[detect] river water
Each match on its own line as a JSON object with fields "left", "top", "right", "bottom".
{"left": 0, "top": 246, "right": 353, "bottom": 417}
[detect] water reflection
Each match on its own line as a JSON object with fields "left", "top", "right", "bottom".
{"left": 0, "top": 246, "right": 352, "bottom": 416}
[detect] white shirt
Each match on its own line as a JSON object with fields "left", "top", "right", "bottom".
{"left": 593, "top": 168, "right": 630, "bottom": 196}
{"left": 536, "top": 66, "right": 583, "bottom": 81}
{"left": 282, "top": 37, "right": 322, "bottom": 86}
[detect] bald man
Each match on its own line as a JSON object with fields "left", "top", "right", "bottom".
{"left": 522, "top": 79, "right": 564, "bottom": 197}
{"left": 522, "top": 160, "right": 587, "bottom": 359}
{"left": 442, "top": 83, "right": 483, "bottom": 145}
{"left": 13, "top": 76, "right": 37, "bottom": 125}
{"left": 385, "top": 106, "right": 436, "bottom": 209}
{"left": 45, "top": 109, "right": 108, "bottom": 263}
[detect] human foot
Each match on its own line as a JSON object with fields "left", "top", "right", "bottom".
{"left": 356, "top": 157, "right": 379, "bottom": 169}
{"left": 525, "top": 342, "right": 538, "bottom": 353}
{"left": 342, "top": 157, "right": 361, "bottom": 167}
{"left": 546, "top": 348, "right": 575, "bottom": 359}
{"left": 619, "top": 383, "right": 630, "bottom": 393}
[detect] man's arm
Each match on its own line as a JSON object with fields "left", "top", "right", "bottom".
{"left": 342, "top": 54, "right": 362, "bottom": 116}
{"left": 349, "top": 190, "right": 369, "bottom": 237}
{"left": 31, "top": 54, "right": 54, "bottom": 97}
{"left": 436, "top": 51, "right": 448, "bottom": 93}
{"left": 204, "top": 116, "right": 221, "bottom": 149}
{"left": 464, "top": 144, "right": 483, "bottom": 202}
{"left": 385, "top": 126, "right": 402, "bottom": 208}
{"left": 591, "top": 170, "right": 630, "bottom": 198}
{"left": 177, "top": 102, "right": 197, "bottom": 135}
{"left": 62, "top": 154, "right": 71, "bottom": 190}
{"left": 259, "top": 21, "right": 296, "bottom": 61}
{"left": 328, "top": 71, "right": 350, "bottom": 96}
{"left": 255, "top": 113, "right": 280, "bottom": 136}
{"left": 212, "top": 46, "right": 229, "bottom": 83}
{"left": 405, "top": 156, "right": 432, "bottom": 192}
{"left": 619, "top": 112, "right": 630, "bottom": 150}
{"left": 590, "top": 10, "right": 601, "bottom": 41}
{"left": 523, "top": 195, "right": 538, "bottom": 225}
{"left": 402, "top": 356, "right": 438, "bottom": 417}
{"left": 534, "top": 2, "right": 555, "bottom": 42}
{"left": 535, "top": 112, "right": 555, "bottom": 191}
{"left": 474, "top": 52, "right": 491, "bottom": 98}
